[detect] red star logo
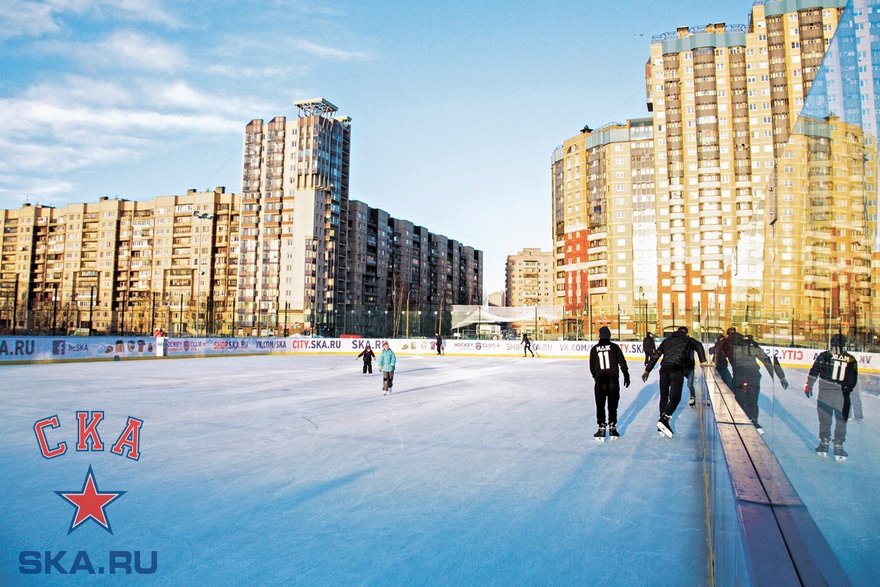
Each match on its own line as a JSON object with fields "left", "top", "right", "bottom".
{"left": 55, "top": 466, "right": 125, "bottom": 534}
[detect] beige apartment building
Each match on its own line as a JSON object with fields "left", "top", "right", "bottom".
{"left": 0, "top": 188, "right": 238, "bottom": 335}
{"left": 552, "top": 119, "right": 656, "bottom": 337}
{"left": 505, "top": 248, "right": 554, "bottom": 307}
{"left": 240, "top": 98, "right": 351, "bottom": 335}
{"left": 645, "top": 1, "right": 847, "bottom": 333}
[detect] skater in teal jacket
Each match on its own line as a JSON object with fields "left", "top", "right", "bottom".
{"left": 378, "top": 341, "right": 397, "bottom": 395}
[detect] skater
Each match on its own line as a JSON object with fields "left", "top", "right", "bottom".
{"left": 642, "top": 332, "right": 656, "bottom": 366}
{"left": 709, "top": 331, "right": 733, "bottom": 388}
{"left": 521, "top": 332, "right": 535, "bottom": 357}
{"left": 378, "top": 341, "right": 397, "bottom": 395}
{"left": 679, "top": 327, "right": 705, "bottom": 408}
{"left": 435, "top": 332, "right": 443, "bottom": 355}
{"left": 356, "top": 343, "right": 375, "bottom": 375}
{"left": 727, "top": 332, "right": 789, "bottom": 434}
{"left": 642, "top": 326, "right": 707, "bottom": 438}
{"left": 804, "top": 334, "right": 862, "bottom": 461}
{"left": 589, "top": 326, "right": 630, "bottom": 442}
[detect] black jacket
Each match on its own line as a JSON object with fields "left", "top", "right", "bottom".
{"left": 590, "top": 339, "right": 630, "bottom": 382}
{"left": 645, "top": 330, "right": 706, "bottom": 372}
{"left": 642, "top": 335, "right": 656, "bottom": 356}
{"left": 357, "top": 348, "right": 375, "bottom": 363}
{"left": 807, "top": 350, "right": 858, "bottom": 394}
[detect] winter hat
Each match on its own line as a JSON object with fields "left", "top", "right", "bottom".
{"left": 598, "top": 326, "right": 611, "bottom": 340}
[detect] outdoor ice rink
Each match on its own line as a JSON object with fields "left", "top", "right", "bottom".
{"left": 1, "top": 353, "right": 878, "bottom": 585}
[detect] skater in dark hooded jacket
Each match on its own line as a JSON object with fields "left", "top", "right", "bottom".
{"left": 642, "top": 326, "right": 707, "bottom": 438}
{"left": 727, "top": 331, "right": 789, "bottom": 434}
{"left": 356, "top": 343, "right": 375, "bottom": 375}
{"left": 804, "top": 333, "right": 862, "bottom": 461}
{"left": 590, "top": 326, "right": 630, "bottom": 442}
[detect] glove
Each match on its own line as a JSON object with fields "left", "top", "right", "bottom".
{"left": 780, "top": 378, "right": 789, "bottom": 390}
{"left": 803, "top": 384, "right": 812, "bottom": 398}
{"left": 624, "top": 375, "right": 631, "bottom": 388}
{"left": 641, "top": 371, "right": 649, "bottom": 383}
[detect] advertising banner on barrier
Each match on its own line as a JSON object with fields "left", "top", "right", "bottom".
{"left": 1, "top": 336, "right": 878, "bottom": 373}
{"left": 0, "top": 336, "right": 158, "bottom": 363}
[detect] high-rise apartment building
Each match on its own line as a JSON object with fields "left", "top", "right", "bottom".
{"left": 240, "top": 98, "right": 351, "bottom": 335}
{"left": 0, "top": 99, "right": 482, "bottom": 337}
{"left": 645, "top": 1, "right": 846, "bottom": 331}
{"left": 506, "top": 248, "right": 554, "bottom": 307}
{"left": 552, "top": 119, "right": 655, "bottom": 336}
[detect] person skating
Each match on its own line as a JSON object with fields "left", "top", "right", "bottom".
{"left": 589, "top": 326, "right": 630, "bottom": 442}
{"left": 642, "top": 332, "right": 656, "bottom": 366}
{"left": 709, "top": 330, "right": 733, "bottom": 388}
{"left": 356, "top": 343, "right": 375, "bottom": 375}
{"left": 804, "top": 334, "right": 862, "bottom": 461}
{"left": 727, "top": 332, "right": 789, "bottom": 434}
{"left": 521, "top": 332, "right": 535, "bottom": 357}
{"left": 435, "top": 332, "right": 444, "bottom": 355}
{"left": 642, "top": 326, "right": 707, "bottom": 438}
{"left": 378, "top": 341, "right": 397, "bottom": 395}
{"left": 675, "top": 327, "right": 705, "bottom": 408}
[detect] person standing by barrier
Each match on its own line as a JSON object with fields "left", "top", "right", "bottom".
{"left": 435, "top": 332, "right": 444, "bottom": 356}
{"left": 709, "top": 330, "right": 733, "bottom": 388}
{"left": 804, "top": 333, "right": 862, "bottom": 461}
{"left": 728, "top": 332, "right": 789, "bottom": 434}
{"left": 589, "top": 326, "right": 630, "bottom": 442}
{"left": 522, "top": 332, "right": 535, "bottom": 357}
{"left": 642, "top": 332, "right": 656, "bottom": 366}
{"left": 642, "top": 326, "right": 707, "bottom": 438}
{"left": 357, "top": 343, "right": 375, "bottom": 375}
{"left": 378, "top": 341, "right": 397, "bottom": 395}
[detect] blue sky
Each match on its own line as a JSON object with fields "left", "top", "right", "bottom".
{"left": 0, "top": 0, "right": 746, "bottom": 293}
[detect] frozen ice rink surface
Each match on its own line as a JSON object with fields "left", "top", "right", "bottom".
{"left": 1, "top": 355, "right": 708, "bottom": 585}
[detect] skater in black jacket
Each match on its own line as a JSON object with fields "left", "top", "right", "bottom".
{"left": 590, "top": 326, "right": 630, "bottom": 442}
{"left": 642, "top": 332, "right": 656, "bottom": 366}
{"left": 709, "top": 331, "right": 733, "bottom": 388}
{"left": 727, "top": 332, "right": 788, "bottom": 434}
{"left": 804, "top": 334, "right": 862, "bottom": 461}
{"left": 521, "top": 332, "right": 535, "bottom": 357}
{"left": 642, "top": 326, "right": 707, "bottom": 438}
{"left": 357, "top": 343, "right": 376, "bottom": 375}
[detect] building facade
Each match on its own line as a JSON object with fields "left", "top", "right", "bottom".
{"left": 0, "top": 99, "right": 482, "bottom": 337}
{"left": 505, "top": 248, "right": 554, "bottom": 307}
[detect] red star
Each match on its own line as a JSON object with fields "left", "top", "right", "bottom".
{"left": 55, "top": 466, "right": 125, "bottom": 534}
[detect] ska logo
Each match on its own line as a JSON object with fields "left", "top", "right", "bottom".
{"left": 20, "top": 411, "right": 158, "bottom": 576}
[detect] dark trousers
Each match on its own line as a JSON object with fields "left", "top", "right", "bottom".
{"left": 817, "top": 388, "right": 850, "bottom": 443}
{"left": 684, "top": 367, "right": 695, "bottom": 398}
{"left": 732, "top": 372, "right": 762, "bottom": 423}
{"left": 659, "top": 366, "right": 686, "bottom": 418}
{"left": 382, "top": 371, "right": 394, "bottom": 391}
{"left": 524, "top": 343, "right": 534, "bottom": 357}
{"left": 594, "top": 377, "right": 621, "bottom": 426}
{"left": 717, "top": 365, "right": 733, "bottom": 388}
{"left": 362, "top": 362, "right": 372, "bottom": 374}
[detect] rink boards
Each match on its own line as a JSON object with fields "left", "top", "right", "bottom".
{"left": 1, "top": 335, "right": 879, "bottom": 374}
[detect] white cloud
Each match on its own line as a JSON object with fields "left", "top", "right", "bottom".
{"left": 0, "top": 1, "right": 60, "bottom": 40}
{"left": 0, "top": 0, "right": 179, "bottom": 41}
{"left": 290, "top": 38, "right": 369, "bottom": 61}
{"left": 60, "top": 30, "right": 187, "bottom": 72}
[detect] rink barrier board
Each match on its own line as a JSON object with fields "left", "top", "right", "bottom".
{"left": 1, "top": 336, "right": 879, "bottom": 375}
{"left": 701, "top": 367, "right": 851, "bottom": 586}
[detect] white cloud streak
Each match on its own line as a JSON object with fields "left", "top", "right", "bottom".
{"left": 290, "top": 38, "right": 369, "bottom": 61}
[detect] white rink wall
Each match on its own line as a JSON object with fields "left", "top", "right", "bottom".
{"left": 1, "top": 335, "right": 879, "bottom": 374}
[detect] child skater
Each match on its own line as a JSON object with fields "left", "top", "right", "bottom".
{"left": 357, "top": 343, "right": 375, "bottom": 375}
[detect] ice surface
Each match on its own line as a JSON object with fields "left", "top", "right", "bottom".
{"left": 1, "top": 355, "right": 709, "bottom": 585}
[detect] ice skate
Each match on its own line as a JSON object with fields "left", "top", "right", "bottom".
{"left": 608, "top": 423, "right": 619, "bottom": 441}
{"left": 657, "top": 414, "right": 673, "bottom": 438}
{"left": 814, "top": 439, "right": 829, "bottom": 459}
{"left": 594, "top": 423, "right": 606, "bottom": 443}
{"left": 833, "top": 443, "right": 848, "bottom": 462}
